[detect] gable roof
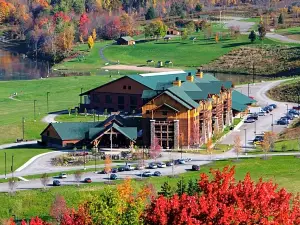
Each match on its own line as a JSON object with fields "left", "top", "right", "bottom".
{"left": 232, "top": 90, "right": 256, "bottom": 105}
{"left": 232, "top": 101, "right": 248, "bottom": 112}
{"left": 152, "top": 103, "right": 180, "bottom": 113}
{"left": 119, "top": 36, "right": 134, "bottom": 42}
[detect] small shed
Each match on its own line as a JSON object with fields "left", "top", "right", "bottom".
{"left": 117, "top": 36, "right": 135, "bottom": 45}
{"left": 165, "top": 60, "right": 173, "bottom": 67}
{"left": 167, "top": 28, "right": 180, "bottom": 35}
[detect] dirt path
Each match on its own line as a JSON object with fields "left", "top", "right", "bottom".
{"left": 102, "top": 65, "right": 181, "bottom": 72}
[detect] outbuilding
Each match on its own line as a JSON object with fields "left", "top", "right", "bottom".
{"left": 116, "top": 36, "right": 135, "bottom": 45}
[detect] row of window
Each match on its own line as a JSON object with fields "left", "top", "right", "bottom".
{"left": 104, "top": 95, "right": 138, "bottom": 105}
{"left": 123, "top": 85, "right": 132, "bottom": 90}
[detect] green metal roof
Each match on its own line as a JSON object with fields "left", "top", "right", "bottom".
{"left": 119, "top": 36, "right": 134, "bottom": 41}
{"left": 232, "top": 90, "right": 256, "bottom": 105}
{"left": 142, "top": 90, "right": 158, "bottom": 99}
{"left": 232, "top": 101, "right": 248, "bottom": 112}
{"left": 51, "top": 122, "right": 102, "bottom": 140}
{"left": 167, "top": 86, "right": 199, "bottom": 108}
{"left": 164, "top": 91, "right": 193, "bottom": 109}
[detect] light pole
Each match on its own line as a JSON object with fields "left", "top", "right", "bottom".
{"left": 33, "top": 100, "right": 37, "bottom": 122}
{"left": 254, "top": 121, "right": 256, "bottom": 135}
{"left": 270, "top": 113, "right": 274, "bottom": 132}
{"left": 80, "top": 88, "right": 83, "bottom": 105}
{"left": 11, "top": 154, "right": 14, "bottom": 179}
{"left": 286, "top": 104, "right": 288, "bottom": 115}
{"left": 83, "top": 145, "right": 86, "bottom": 170}
{"left": 22, "top": 117, "right": 25, "bottom": 140}
{"left": 46, "top": 92, "right": 50, "bottom": 113}
{"left": 244, "top": 129, "right": 247, "bottom": 153}
{"left": 247, "top": 83, "right": 250, "bottom": 97}
{"left": 4, "top": 152, "right": 7, "bottom": 179}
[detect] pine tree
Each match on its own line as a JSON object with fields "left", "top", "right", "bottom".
{"left": 187, "top": 179, "right": 199, "bottom": 195}
{"left": 145, "top": 6, "right": 156, "bottom": 20}
{"left": 248, "top": 30, "right": 256, "bottom": 43}
{"left": 176, "top": 179, "right": 186, "bottom": 196}
{"left": 278, "top": 13, "right": 284, "bottom": 24}
{"left": 159, "top": 182, "right": 173, "bottom": 197}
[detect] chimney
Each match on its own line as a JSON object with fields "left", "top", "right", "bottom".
{"left": 195, "top": 68, "right": 203, "bottom": 78}
{"left": 186, "top": 72, "right": 194, "bottom": 82}
{"left": 173, "top": 77, "right": 182, "bottom": 87}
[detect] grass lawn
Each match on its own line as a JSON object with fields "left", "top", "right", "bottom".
{"left": 275, "top": 26, "right": 300, "bottom": 41}
{"left": 0, "top": 75, "right": 120, "bottom": 145}
{"left": 103, "top": 34, "right": 280, "bottom": 68}
{"left": 55, "top": 114, "right": 107, "bottom": 122}
{"left": 0, "top": 147, "right": 52, "bottom": 175}
{"left": 1, "top": 156, "right": 299, "bottom": 220}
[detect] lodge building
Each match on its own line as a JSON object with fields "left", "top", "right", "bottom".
{"left": 42, "top": 70, "right": 255, "bottom": 149}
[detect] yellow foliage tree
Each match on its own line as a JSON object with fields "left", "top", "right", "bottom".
{"left": 215, "top": 33, "right": 219, "bottom": 43}
{"left": 92, "top": 28, "right": 97, "bottom": 41}
{"left": 261, "top": 131, "right": 276, "bottom": 159}
{"left": 0, "top": 0, "right": 10, "bottom": 23}
{"left": 87, "top": 35, "right": 94, "bottom": 49}
{"left": 79, "top": 34, "right": 84, "bottom": 44}
{"left": 233, "top": 135, "right": 241, "bottom": 160}
{"left": 206, "top": 138, "right": 213, "bottom": 155}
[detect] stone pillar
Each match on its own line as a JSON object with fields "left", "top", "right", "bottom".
{"left": 230, "top": 110, "right": 233, "bottom": 124}
{"left": 214, "top": 117, "right": 219, "bottom": 134}
{"left": 202, "top": 121, "right": 207, "bottom": 144}
{"left": 174, "top": 120, "right": 179, "bottom": 150}
{"left": 150, "top": 120, "right": 155, "bottom": 147}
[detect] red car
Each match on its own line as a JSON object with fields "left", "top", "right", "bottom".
{"left": 293, "top": 106, "right": 300, "bottom": 110}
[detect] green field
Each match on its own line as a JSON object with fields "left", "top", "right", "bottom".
{"left": 276, "top": 26, "right": 300, "bottom": 35}
{"left": 1, "top": 156, "right": 299, "bottom": 220}
{"left": 103, "top": 35, "right": 280, "bottom": 68}
{"left": 55, "top": 114, "right": 107, "bottom": 122}
{"left": 0, "top": 147, "right": 52, "bottom": 175}
{"left": 0, "top": 75, "right": 120, "bottom": 145}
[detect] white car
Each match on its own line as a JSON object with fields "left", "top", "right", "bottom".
{"left": 157, "top": 162, "right": 166, "bottom": 168}
{"left": 148, "top": 163, "right": 158, "bottom": 169}
{"left": 59, "top": 173, "right": 67, "bottom": 178}
{"left": 124, "top": 165, "right": 135, "bottom": 171}
{"left": 136, "top": 165, "right": 145, "bottom": 170}
{"left": 179, "top": 159, "right": 186, "bottom": 164}
{"left": 258, "top": 111, "right": 266, "bottom": 116}
{"left": 142, "top": 171, "right": 152, "bottom": 177}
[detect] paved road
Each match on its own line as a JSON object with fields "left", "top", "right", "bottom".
{"left": 224, "top": 17, "right": 300, "bottom": 43}
{"left": 221, "top": 80, "right": 297, "bottom": 147}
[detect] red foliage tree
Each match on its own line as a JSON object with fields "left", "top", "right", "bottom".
{"left": 150, "top": 136, "right": 162, "bottom": 161}
{"left": 79, "top": 13, "right": 90, "bottom": 39}
{"left": 60, "top": 204, "right": 92, "bottom": 225}
{"left": 50, "top": 195, "right": 68, "bottom": 223}
{"left": 53, "top": 11, "right": 71, "bottom": 24}
{"left": 142, "top": 166, "right": 300, "bottom": 224}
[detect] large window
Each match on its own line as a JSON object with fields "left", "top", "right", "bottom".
{"left": 105, "top": 95, "right": 112, "bottom": 104}
{"left": 130, "top": 96, "right": 137, "bottom": 106}
{"left": 118, "top": 96, "right": 124, "bottom": 104}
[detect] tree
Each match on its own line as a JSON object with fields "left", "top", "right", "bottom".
{"left": 206, "top": 138, "right": 213, "bottom": 158}
{"left": 278, "top": 13, "right": 284, "bottom": 24}
{"left": 233, "top": 135, "right": 241, "bottom": 160}
{"left": 142, "top": 166, "right": 300, "bottom": 224}
{"left": 120, "top": 13, "right": 134, "bottom": 36}
{"left": 87, "top": 35, "right": 94, "bottom": 49}
{"left": 145, "top": 6, "right": 156, "bottom": 20}
{"left": 215, "top": 33, "right": 219, "bottom": 43}
{"left": 181, "top": 29, "right": 188, "bottom": 40}
{"left": 248, "top": 30, "right": 256, "bottom": 43}
{"left": 104, "top": 155, "right": 112, "bottom": 181}
{"left": 258, "top": 25, "right": 266, "bottom": 40}
{"left": 79, "top": 13, "right": 90, "bottom": 39}
{"left": 60, "top": 204, "right": 92, "bottom": 225}
{"left": 186, "top": 179, "right": 199, "bottom": 196}
{"left": 262, "top": 132, "right": 277, "bottom": 158}
{"left": 74, "top": 170, "right": 82, "bottom": 186}
{"left": 40, "top": 173, "right": 50, "bottom": 190}
{"left": 150, "top": 136, "right": 162, "bottom": 161}
{"left": 50, "top": 195, "right": 68, "bottom": 223}
{"left": 195, "top": 4, "right": 202, "bottom": 12}
{"left": 92, "top": 29, "right": 97, "bottom": 41}
{"left": 185, "top": 21, "right": 195, "bottom": 34}
{"left": 159, "top": 181, "right": 173, "bottom": 197}
{"left": 176, "top": 179, "right": 186, "bottom": 196}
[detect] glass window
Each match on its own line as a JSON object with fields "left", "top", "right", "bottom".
{"left": 123, "top": 85, "right": 126, "bottom": 89}
{"left": 130, "top": 96, "right": 137, "bottom": 105}
{"left": 105, "top": 95, "right": 112, "bottom": 104}
{"left": 118, "top": 96, "right": 124, "bottom": 104}
{"left": 128, "top": 86, "right": 132, "bottom": 90}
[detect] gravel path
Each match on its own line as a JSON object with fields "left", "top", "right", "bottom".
{"left": 99, "top": 44, "right": 117, "bottom": 64}
{"left": 102, "top": 65, "right": 181, "bottom": 72}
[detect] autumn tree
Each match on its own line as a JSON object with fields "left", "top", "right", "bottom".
{"left": 40, "top": 173, "right": 50, "bottom": 190}
{"left": 206, "top": 138, "right": 213, "bottom": 158}
{"left": 79, "top": 13, "right": 90, "bottom": 39}
{"left": 258, "top": 25, "right": 266, "bottom": 40}
{"left": 74, "top": 170, "right": 82, "bottom": 186}
{"left": 60, "top": 204, "right": 92, "bottom": 225}
{"left": 104, "top": 154, "right": 112, "bottom": 181}
{"left": 262, "top": 131, "right": 277, "bottom": 159}
{"left": 92, "top": 28, "right": 97, "bottom": 41}
{"left": 120, "top": 13, "right": 134, "bottom": 36}
{"left": 233, "top": 135, "right": 241, "bottom": 160}
{"left": 215, "top": 33, "right": 219, "bottom": 43}
{"left": 142, "top": 166, "right": 300, "bottom": 224}
{"left": 181, "top": 29, "right": 188, "bottom": 41}
{"left": 150, "top": 136, "right": 162, "bottom": 161}
{"left": 50, "top": 195, "right": 68, "bottom": 223}
{"left": 87, "top": 35, "right": 94, "bottom": 49}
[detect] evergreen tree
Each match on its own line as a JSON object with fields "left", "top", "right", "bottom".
{"left": 195, "top": 4, "right": 202, "bottom": 12}
{"left": 145, "top": 6, "right": 156, "bottom": 20}
{"left": 248, "top": 30, "right": 256, "bottom": 43}
{"left": 187, "top": 179, "right": 199, "bottom": 195}
{"left": 176, "top": 179, "right": 186, "bottom": 196}
{"left": 278, "top": 13, "right": 284, "bottom": 24}
{"left": 258, "top": 25, "right": 266, "bottom": 40}
{"left": 159, "top": 182, "right": 173, "bottom": 197}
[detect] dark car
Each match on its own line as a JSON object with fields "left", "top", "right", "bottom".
{"left": 285, "top": 114, "right": 294, "bottom": 120}
{"left": 192, "top": 165, "right": 200, "bottom": 171}
{"left": 263, "top": 107, "right": 270, "bottom": 113}
{"left": 269, "top": 104, "right": 277, "bottom": 109}
{"left": 277, "top": 119, "right": 288, "bottom": 125}
{"left": 110, "top": 174, "right": 118, "bottom": 180}
{"left": 244, "top": 117, "right": 255, "bottom": 123}
{"left": 53, "top": 180, "right": 61, "bottom": 186}
{"left": 166, "top": 161, "right": 174, "bottom": 166}
{"left": 153, "top": 171, "right": 161, "bottom": 176}
{"left": 253, "top": 136, "right": 264, "bottom": 145}
{"left": 111, "top": 168, "right": 118, "bottom": 173}
{"left": 142, "top": 171, "right": 152, "bottom": 177}
{"left": 84, "top": 178, "right": 92, "bottom": 183}
{"left": 251, "top": 113, "right": 258, "bottom": 120}
{"left": 118, "top": 167, "right": 125, "bottom": 172}
{"left": 289, "top": 109, "right": 299, "bottom": 115}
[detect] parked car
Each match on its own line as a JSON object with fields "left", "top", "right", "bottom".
{"left": 185, "top": 158, "right": 192, "bottom": 162}
{"left": 124, "top": 164, "right": 135, "bottom": 171}
{"left": 289, "top": 109, "right": 299, "bottom": 115}
{"left": 192, "top": 165, "right": 200, "bottom": 171}
{"left": 153, "top": 171, "right": 161, "bottom": 176}
{"left": 245, "top": 117, "right": 255, "bottom": 123}
{"left": 277, "top": 119, "right": 289, "bottom": 125}
{"left": 75, "top": 152, "right": 88, "bottom": 156}
{"left": 136, "top": 165, "right": 145, "bottom": 170}
{"left": 118, "top": 167, "right": 126, "bottom": 172}
{"left": 157, "top": 162, "right": 166, "bottom": 168}
{"left": 149, "top": 163, "right": 158, "bottom": 169}
{"left": 285, "top": 114, "right": 294, "bottom": 120}
{"left": 84, "top": 178, "right": 92, "bottom": 183}
{"left": 110, "top": 174, "right": 118, "bottom": 180}
{"left": 281, "top": 116, "right": 291, "bottom": 121}
{"left": 53, "top": 180, "right": 61, "bottom": 186}
{"left": 250, "top": 113, "right": 258, "bottom": 120}
{"left": 58, "top": 173, "right": 67, "bottom": 179}
{"left": 253, "top": 135, "right": 264, "bottom": 145}
{"left": 142, "top": 171, "right": 152, "bottom": 177}
{"left": 111, "top": 168, "right": 118, "bottom": 173}
{"left": 262, "top": 107, "right": 270, "bottom": 113}
{"left": 179, "top": 159, "right": 186, "bottom": 164}
{"left": 258, "top": 111, "right": 266, "bottom": 116}
{"left": 166, "top": 161, "right": 174, "bottom": 166}
{"left": 269, "top": 104, "right": 277, "bottom": 109}
{"left": 293, "top": 106, "right": 300, "bottom": 110}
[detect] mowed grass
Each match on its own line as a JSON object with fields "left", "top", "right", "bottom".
{"left": 276, "top": 26, "right": 300, "bottom": 35}
{"left": 0, "top": 147, "right": 52, "bottom": 174}
{"left": 1, "top": 156, "right": 299, "bottom": 220}
{"left": 104, "top": 35, "right": 280, "bottom": 68}
{"left": 55, "top": 114, "right": 107, "bottom": 122}
{"left": 0, "top": 75, "right": 120, "bottom": 144}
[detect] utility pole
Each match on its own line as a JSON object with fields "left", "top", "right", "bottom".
{"left": 252, "top": 63, "right": 255, "bottom": 84}
{"left": 22, "top": 117, "right": 25, "bottom": 140}
{"left": 244, "top": 129, "right": 247, "bottom": 153}
{"left": 270, "top": 114, "right": 274, "bottom": 132}
{"left": 286, "top": 104, "right": 288, "bottom": 115}
{"left": 80, "top": 88, "right": 83, "bottom": 105}
{"left": 4, "top": 152, "right": 7, "bottom": 179}
{"left": 47, "top": 92, "right": 50, "bottom": 113}
{"left": 11, "top": 154, "right": 14, "bottom": 179}
{"left": 33, "top": 100, "right": 37, "bottom": 122}
{"left": 254, "top": 121, "right": 256, "bottom": 135}
{"left": 93, "top": 109, "right": 95, "bottom": 122}
{"left": 247, "top": 83, "right": 250, "bottom": 97}
{"left": 83, "top": 145, "right": 86, "bottom": 170}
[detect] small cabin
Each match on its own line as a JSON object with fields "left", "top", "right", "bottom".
{"left": 117, "top": 36, "right": 135, "bottom": 45}
{"left": 167, "top": 28, "right": 180, "bottom": 35}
